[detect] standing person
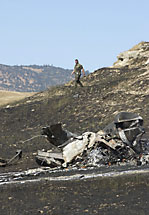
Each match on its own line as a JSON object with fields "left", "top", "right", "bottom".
{"left": 71, "top": 59, "right": 85, "bottom": 88}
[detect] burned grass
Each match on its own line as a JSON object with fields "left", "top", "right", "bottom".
{"left": 0, "top": 62, "right": 148, "bottom": 173}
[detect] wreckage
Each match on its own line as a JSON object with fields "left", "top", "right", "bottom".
{"left": 36, "top": 112, "right": 149, "bottom": 168}
{"left": 0, "top": 112, "right": 148, "bottom": 170}
{"left": 0, "top": 150, "right": 22, "bottom": 167}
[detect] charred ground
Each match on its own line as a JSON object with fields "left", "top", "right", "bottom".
{"left": 0, "top": 43, "right": 149, "bottom": 172}
{"left": 0, "top": 42, "right": 149, "bottom": 215}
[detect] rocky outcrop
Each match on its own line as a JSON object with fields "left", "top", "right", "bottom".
{"left": 113, "top": 42, "right": 149, "bottom": 69}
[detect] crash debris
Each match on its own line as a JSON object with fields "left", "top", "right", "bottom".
{"left": 36, "top": 112, "right": 149, "bottom": 168}
{"left": 0, "top": 112, "right": 148, "bottom": 169}
{"left": 0, "top": 150, "right": 22, "bottom": 167}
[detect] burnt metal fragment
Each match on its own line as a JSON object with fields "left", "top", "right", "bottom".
{"left": 0, "top": 150, "right": 22, "bottom": 167}
{"left": 42, "top": 123, "right": 78, "bottom": 147}
{"left": 36, "top": 112, "right": 148, "bottom": 169}
{"left": 104, "top": 112, "right": 144, "bottom": 149}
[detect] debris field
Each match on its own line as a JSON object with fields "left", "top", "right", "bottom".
{"left": 36, "top": 112, "right": 149, "bottom": 169}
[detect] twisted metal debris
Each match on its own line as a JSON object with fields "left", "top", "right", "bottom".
{"left": 36, "top": 112, "right": 149, "bottom": 168}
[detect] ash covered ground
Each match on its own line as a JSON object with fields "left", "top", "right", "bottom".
{"left": 0, "top": 42, "right": 149, "bottom": 214}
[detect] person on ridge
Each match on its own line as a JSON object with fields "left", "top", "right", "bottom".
{"left": 71, "top": 59, "right": 85, "bottom": 88}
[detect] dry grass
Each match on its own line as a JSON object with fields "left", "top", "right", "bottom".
{"left": 0, "top": 90, "right": 35, "bottom": 106}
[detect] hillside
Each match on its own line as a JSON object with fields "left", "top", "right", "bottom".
{"left": 0, "top": 41, "right": 148, "bottom": 172}
{"left": 0, "top": 64, "right": 73, "bottom": 92}
{"left": 0, "top": 91, "right": 35, "bottom": 106}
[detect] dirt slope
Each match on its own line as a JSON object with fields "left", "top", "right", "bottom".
{"left": 0, "top": 41, "right": 148, "bottom": 172}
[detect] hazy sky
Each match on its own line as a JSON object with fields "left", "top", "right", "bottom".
{"left": 0, "top": 0, "right": 148, "bottom": 72}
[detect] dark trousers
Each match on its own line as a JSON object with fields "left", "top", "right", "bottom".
{"left": 75, "top": 74, "right": 83, "bottom": 87}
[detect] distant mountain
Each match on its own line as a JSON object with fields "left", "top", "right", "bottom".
{"left": 0, "top": 64, "right": 73, "bottom": 92}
